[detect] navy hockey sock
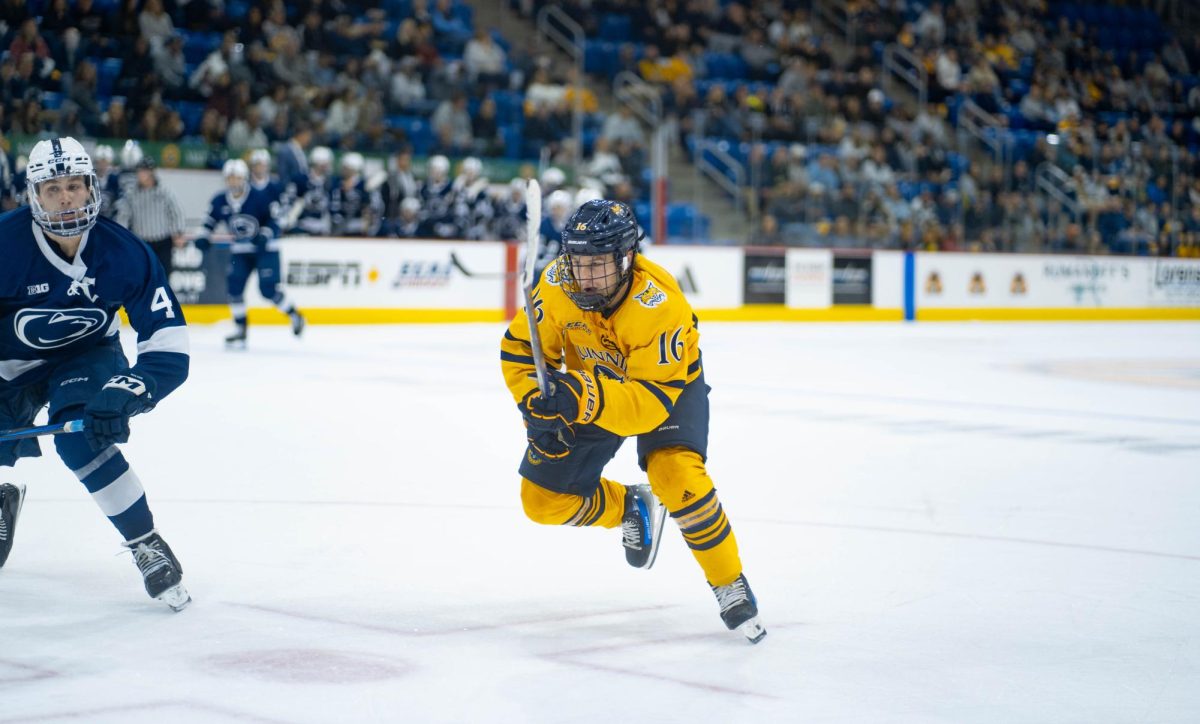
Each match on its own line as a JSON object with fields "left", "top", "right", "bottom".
{"left": 54, "top": 431, "right": 154, "bottom": 541}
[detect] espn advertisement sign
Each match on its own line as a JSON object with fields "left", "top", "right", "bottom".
{"left": 240, "top": 238, "right": 508, "bottom": 309}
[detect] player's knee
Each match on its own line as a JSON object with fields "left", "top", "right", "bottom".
{"left": 646, "top": 447, "right": 711, "bottom": 508}
{"left": 520, "top": 478, "right": 576, "bottom": 525}
{"left": 53, "top": 425, "right": 99, "bottom": 470}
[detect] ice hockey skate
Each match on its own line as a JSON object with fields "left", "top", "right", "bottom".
{"left": 225, "top": 322, "right": 247, "bottom": 348}
{"left": 621, "top": 484, "right": 666, "bottom": 569}
{"left": 125, "top": 530, "right": 191, "bottom": 611}
{"left": 0, "top": 482, "right": 26, "bottom": 568}
{"left": 290, "top": 310, "right": 306, "bottom": 337}
{"left": 712, "top": 574, "right": 766, "bottom": 643}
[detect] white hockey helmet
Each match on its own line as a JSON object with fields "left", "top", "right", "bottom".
{"left": 400, "top": 197, "right": 421, "bottom": 215}
{"left": 541, "top": 166, "right": 565, "bottom": 189}
{"left": 547, "top": 189, "right": 574, "bottom": 214}
{"left": 121, "top": 139, "right": 143, "bottom": 168}
{"left": 223, "top": 158, "right": 249, "bottom": 193}
{"left": 249, "top": 148, "right": 271, "bottom": 170}
{"left": 429, "top": 154, "right": 450, "bottom": 177}
{"left": 309, "top": 145, "right": 334, "bottom": 168}
{"left": 574, "top": 185, "right": 603, "bottom": 208}
{"left": 92, "top": 144, "right": 114, "bottom": 164}
{"left": 26, "top": 137, "right": 102, "bottom": 237}
{"left": 460, "top": 156, "right": 482, "bottom": 177}
{"left": 340, "top": 151, "right": 364, "bottom": 174}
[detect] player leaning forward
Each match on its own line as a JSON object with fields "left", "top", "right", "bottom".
{"left": 0, "top": 138, "right": 191, "bottom": 611}
{"left": 502, "top": 200, "right": 765, "bottom": 642}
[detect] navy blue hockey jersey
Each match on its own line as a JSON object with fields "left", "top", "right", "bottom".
{"left": 0, "top": 208, "right": 189, "bottom": 397}
{"left": 201, "top": 186, "right": 283, "bottom": 254}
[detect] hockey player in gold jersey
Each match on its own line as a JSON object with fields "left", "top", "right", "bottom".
{"left": 501, "top": 199, "right": 765, "bottom": 642}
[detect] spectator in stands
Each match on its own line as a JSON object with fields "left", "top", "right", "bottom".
{"left": 464, "top": 27, "right": 507, "bottom": 91}
{"left": 431, "top": 0, "right": 471, "bottom": 53}
{"left": 226, "top": 108, "right": 269, "bottom": 153}
{"left": 101, "top": 97, "right": 130, "bottom": 139}
{"left": 601, "top": 105, "right": 644, "bottom": 146}
{"left": 472, "top": 97, "right": 503, "bottom": 157}
{"left": 430, "top": 91, "right": 472, "bottom": 153}
{"left": 138, "top": 0, "right": 175, "bottom": 50}
{"left": 324, "top": 86, "right": 362, "bottom": 144}
{"left": 524, "top": 67, "right": 564, "bottom": 115}
{"left": 8, "top": 18, "right": 49, "bottom": 60}
{"left": 390, "top": 56, "right": 428, "bottom": 112}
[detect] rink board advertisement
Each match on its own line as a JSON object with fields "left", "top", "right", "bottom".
{"left": 641, "top": 246, "right": 744, "bottom": 310}
{"left": 785, "top": 250, "right": 833, "bottom": 308}
{"left": 916, "top": 254, "right": 1150, "bottom": 308}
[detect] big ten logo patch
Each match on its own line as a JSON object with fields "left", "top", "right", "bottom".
{"left": 635, "top": 281, "right": 667, "bottom": 308}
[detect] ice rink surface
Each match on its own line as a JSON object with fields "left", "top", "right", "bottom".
{"left": 3, "top": 321, "right": 1199, "bottom": 723}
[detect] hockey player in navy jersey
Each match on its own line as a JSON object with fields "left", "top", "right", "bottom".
{"left": 195, "top": 159, "right": 306, "bottom": 347}
{"left": 0, "top": 137, "right": 192, "bottom": 610}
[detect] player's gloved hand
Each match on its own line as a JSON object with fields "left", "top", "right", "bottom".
{"left": 520, "top": 370, "right": 598, "bottom": 432}
{"left": 527, "top": 425, "right": 575, "bottom": 460}
{"left": 83, "top": 373, "right": 157, "bottom": 451}
{"left": 193, "top": 236, "right": 210, "bottom": 252}
{"left": 0, "top": 438, "right": 41, "bottom": 467}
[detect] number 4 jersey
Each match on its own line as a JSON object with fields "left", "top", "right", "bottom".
{"left": 0, "top": 207, "right": 189, "bottom": 397}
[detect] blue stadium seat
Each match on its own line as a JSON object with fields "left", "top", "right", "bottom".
{"left": 98, "top": 58, "right": 123, "bottom": 96}
{"left": 177, "top": 101, "right": 206, "bottom": 135}
{"left": 599, "top": 14, "right": 631, "bottom": 42}
{"left": 40, "top": 91, "right": 63, "bottom": 110}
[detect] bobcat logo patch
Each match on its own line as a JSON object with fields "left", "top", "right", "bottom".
{"left": 634, "top": 281, "right": 667, "bottom": 308}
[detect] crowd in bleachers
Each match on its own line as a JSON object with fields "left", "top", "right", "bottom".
{"left": 555, "top": 0, "right": 1197, "bottom": 256}
{"left": 2, "top": 1, "right": 1199, "bottom": 255}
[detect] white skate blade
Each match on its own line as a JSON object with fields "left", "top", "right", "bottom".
{"left": 738, "top": 616, "right": 766, "bottom": 644}
{"left": 642, "top": 499, "right": 668, "bottom": 570}
{"left": 158, "top": 583, "right": 192, "bottom": 612}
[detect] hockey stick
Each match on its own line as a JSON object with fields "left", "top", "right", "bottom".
{"left": 449, "top": 251, "right": 518, "bottom": 280}
{"left": 0, "top": 419, "right": 84, "bottom": 443}
{"left": 522, "top": 179, "right": 554, "bottom": 397}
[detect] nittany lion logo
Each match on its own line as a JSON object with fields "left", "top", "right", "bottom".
{"left": 634, "top": 281, "right": 667, "bottom": 308}
{"left": 15, "top": 308, "right": 109, "bottom": 349}
{"left": 230, "top": 213, "right": 261, "bottom": 241}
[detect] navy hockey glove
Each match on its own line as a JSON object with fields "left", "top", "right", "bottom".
{"left": 0, "top": 437, "right": 41, "bottom": 467}
{"left": 83, "top": 373, "right": 157, "bottom": 451}
{"left": 193, "top": 236, "right": 210, "bottom": 252}
{"left": 520, "top": 370, "right": 600, "bottom": 432}
{"left": 527, "top": 425, "right": 576, "bottom": 461}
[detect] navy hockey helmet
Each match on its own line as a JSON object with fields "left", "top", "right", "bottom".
{"left": 557, "top": 199, "right": 643, "bottom": 311}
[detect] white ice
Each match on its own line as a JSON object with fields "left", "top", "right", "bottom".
{"left": 3, "top": 321, "right": 1199, "bottom": 723}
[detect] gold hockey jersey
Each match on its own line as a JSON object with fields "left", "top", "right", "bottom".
{"left": 502, "top": 255, "right": 702, "bottom": 438}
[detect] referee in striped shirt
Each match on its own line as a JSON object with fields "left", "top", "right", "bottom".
{"left": 114, "top": 157, "right": 186, "bottom": 277}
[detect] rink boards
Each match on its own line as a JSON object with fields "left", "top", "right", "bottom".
{"left": 175, "top": 238, "right": 1200, "bottom": 324}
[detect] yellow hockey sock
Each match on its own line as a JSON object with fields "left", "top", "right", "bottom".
{"left": 520, "top": 477, "right": 626, "bottom": 528}
{"left": 646, "top": 447, "right": 743, "bottom": 587}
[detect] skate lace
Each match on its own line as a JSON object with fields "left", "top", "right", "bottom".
{"left": 129, "top": 542, "right": 171, "bottom": 578}
{"left": 714, "top": 578, "right": 749, "bottom": 612}
{"left": 621, "top": 517, "right": 642, "bottom": 547}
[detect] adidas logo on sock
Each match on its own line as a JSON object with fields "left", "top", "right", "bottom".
{"left": 681, "top": 490, "right": 695, "bottom": 502}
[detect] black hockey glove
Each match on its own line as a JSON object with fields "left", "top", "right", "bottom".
{"left": 527, "top": 425, "right": 575, "bottom": 460}
{"left": 83, "top": 373, "right": 157, "bottom": 451}
{"left": 193, "top": 236, "right": 211, "bottom": 252}
{"left": 520, "top": 370, "right": 598, "bottom": 432}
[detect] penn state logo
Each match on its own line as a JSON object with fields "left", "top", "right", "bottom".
{"left": 634, "top": 281, "right": 667, "bottom": 308}
{"left": 15, "top": 308, "right": 109, "bottom": 349}
{"left": 230, "top": 213, "right": 261, "bottom": 240}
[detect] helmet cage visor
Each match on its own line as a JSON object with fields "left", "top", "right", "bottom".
{"left": 557, "top": 244, "right": 634, "bottom": 311}
{"left": 28, "top": 172, "right": 102, "bottom": 237}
